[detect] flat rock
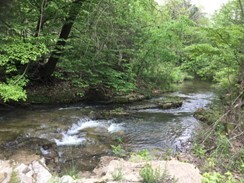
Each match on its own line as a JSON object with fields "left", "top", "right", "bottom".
{"left": 85, "top": 156, "right": 202, "bottom": 183}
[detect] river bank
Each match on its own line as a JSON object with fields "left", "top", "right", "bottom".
{"left": 0, "top": 80, "right": 215, "bottom": 182}
{"left": 0, "top": 154, "right": 202, "bottom": 183}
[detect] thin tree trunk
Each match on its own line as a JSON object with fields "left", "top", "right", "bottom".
{"left": 35, "top": 0, "right": 48, "bottom": 37}
{"left": 238, "top": 0, "right": 244, "bottom": 20}
{"left": 40, "top": 0, "right": 84, "bottom": 80}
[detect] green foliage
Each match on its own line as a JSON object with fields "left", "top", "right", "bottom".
{"left": 111, "top": 167, "right": 124, "bottom": 181}
{"left": 0, "top": 37, "right": 48, "bottom": 102}
{"left": 9, "top": 171, "right": 19, "bottom": 183}
{"left": 57, "top": 0, "right": 197, "bottom": 97}
{"left": 214, "top": 135, "right": 231, "bottom": 155}
{"left": 139, "top": 163, "right": 177, "bottom": 183}
{"left": 130, "top": 149, "right": 152, "bottom": 161}
{"left": 162, "top": 148, "right": 174, "bottom": 160}
{"left": 228, "top": 148, "right": 244, "bottom": 173}
{"left": 140, "top": 164, "right": 162, "bottom": 183}
{"left": 202, "top": 171, "right": 238, "bottom": 183}
{"left": 193, "top": 104, "right": 243, "bottom": 179}
{"left": 182, "top": 0, "right": 244, "bottom": 88}
{"left": 115, "top": 136, "right": 124, "bottom": 144}
{"left": 111, "top": 144, "right": 126, "bottom": 157}
{"left": 0, "top": 0, "right": 210, "bottom": 102}
{"left": 0, "top": 81, "right": 27, "bottom": 102}
{"left": 135, "top": 149, "right": 151, "bottom": 159}
{"left": 193, "top": 143, "right": 206, "bottom": 158}
{"left": 63, "top": 160, "right": 79, "bottom": 179}
{"left": 1, "top": 0, "right": 242, "bottom": 107}
{"left": 111, "top": 136, "right": 128, "bottom": 157}
{"left": 0, "top": 39, "right": 47, "bottom": 66}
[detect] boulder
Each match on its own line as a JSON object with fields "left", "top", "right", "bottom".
{"left": 0, "top": 159, "right": 52, "bottom": 183}
{"left": 0, "top": 160, "right": 12, "bottom": 183}
{"left": 84, "top": 156, "right": 202, "bottom": 183}
{"left": 193, "top": 108, "right": 208, "bottom": 121}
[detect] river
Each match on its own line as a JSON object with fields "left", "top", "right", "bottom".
{"left": 0, "top": 80, "right": 214, "bottom": 172}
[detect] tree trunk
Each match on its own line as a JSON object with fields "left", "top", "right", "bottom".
{"left": 40, "top": 0, "right": 84, "bottom": 80}
{"left": 35, "top": 0, "right": 48, "bottom": 37}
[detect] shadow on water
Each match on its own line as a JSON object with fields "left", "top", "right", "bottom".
{"left": 0, "top": 80, "right": 215, "bottom": 172}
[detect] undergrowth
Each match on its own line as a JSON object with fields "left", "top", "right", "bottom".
{"left": 192, "top": 93, "right": 244, "bottom": 182}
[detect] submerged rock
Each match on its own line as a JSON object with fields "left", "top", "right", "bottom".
{"left": 100, "top": 108, "right": 129, "bottom": 119}
{"left": 157, "top": 96, "right": 183, "bottom": 109}
{"left": 128, "top": 96, "right": 183, "bottom": 110}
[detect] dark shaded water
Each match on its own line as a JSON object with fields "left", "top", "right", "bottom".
{"left": 0, "top": 80, "right": 214, "bottom": 171}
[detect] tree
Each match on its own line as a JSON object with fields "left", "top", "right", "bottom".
{"left": 39, "top": 0, "right": 86, "bottom": 80}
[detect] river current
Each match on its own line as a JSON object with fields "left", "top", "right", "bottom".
{"left": 0, "top": 80, "right": 214, "bottom": 171}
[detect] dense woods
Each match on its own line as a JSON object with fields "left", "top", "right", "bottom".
{"left": 0, "top": 0, "right": 206, "bottom": 101}
{"left": 1, "top": 0, "right": 242, "bottom": 102}
{"left": 0, "top": 0, "right": 243, "bottom": 181}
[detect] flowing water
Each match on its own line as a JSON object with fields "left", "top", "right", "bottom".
{"left": 0, "top": 80, "right": 214, "bottom": 171}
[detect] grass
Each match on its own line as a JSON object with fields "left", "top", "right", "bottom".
{"left": 9, "top": 171, "right": 19, "bottom": 183}
{"left": 62, "top": 160, "right": 79, "bottom": 179}
{"left": 111, "top": 167, "right": 123, "bottom": 181}
{"left": 111, "top": 144, "right": 127, "bottom": 157}
{"left": 139, "top": 163, "right": 177, "bottom": 183}
{"left": 130, "top": 149, "right": 153, "bottom": 162}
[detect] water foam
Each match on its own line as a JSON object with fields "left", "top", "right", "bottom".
{"left": 55, "top": 132, "right": 86, "bottom": 146}
{"left": 108, "top": 123, "right": 124, "bottom": 133}
{"left": 67, "top": 119, "right": 102, "bottom": 135}
{"left": 55, "top": 118, "right": 123, "bottom": 146}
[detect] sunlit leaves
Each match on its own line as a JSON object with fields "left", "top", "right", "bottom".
{"left": 0, "top": 37, "right": 48, "bottom": 101}
{"left": 182, "top": 0, "right": 243, "bottom": 88}
{"left": 0, "top": 41, "right": 48, "bottom": 65}
{"left": 0, "top": 76, "right": 28, "bottom": 102}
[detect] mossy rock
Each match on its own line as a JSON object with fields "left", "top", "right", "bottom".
{"left": 193, "top": 108, "right": 207, "bottom": 121}
{"left": 101, "top": 108, "right": 129, "bottom": 119}
{"left": 158, "top": 101, "right": 182, "bottom": 109}
{"left": 157, "top": 96, "right": 183, "bottom": 109}
{"left": 193, "top": 108, "right": 215, "bottom": 125}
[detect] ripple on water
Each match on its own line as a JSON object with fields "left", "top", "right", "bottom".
{"left": 54, "top": 118, "right": 124, "bottom": 146}
{"left": 0, "top": 81, "right": 215, "bottom": 171}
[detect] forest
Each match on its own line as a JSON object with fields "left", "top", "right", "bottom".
{"left": 0, "top": 0, "right": 243, "bottom": 182}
